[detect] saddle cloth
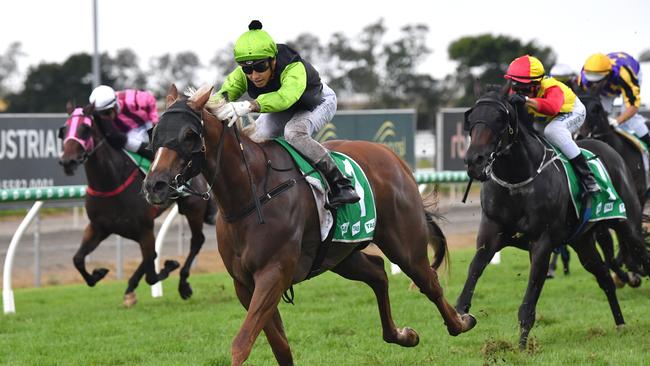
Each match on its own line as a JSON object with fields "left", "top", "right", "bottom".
{"left": 614, "top": 128, "right": 650, "bottom": 191}
{"left": 549, "top": 144, "right": 627, "bottom": 222}
{"left": 274, "top": 138, "right": 376, "bottom": 243}
{"left": 124, "top": 150, "right": 151, "bottom": 175}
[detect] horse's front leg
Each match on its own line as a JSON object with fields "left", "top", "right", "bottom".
{"left": 139, "top": 230, "right": 180, "bottom": 286}
{"left": 73, "top": 224, "right": 110, "bottom": 286}
{"left": 455, "top": 217, "right": 506, "bottom": 314}
{"left": 123, "top": 229, "right": 179, "bottom": 307}
{"left": 518, "top": 232, "right": 554, "bottom": 350}
{"left": 177, "top": 207, "right": 206, "bottom": 300}
{"left": 233, "top": 279, "right": 293, "bottom": 366}
{"left": 232, "top": 265, "right": 292, "bottom": 366}
{"left": 331, "top": 250, "right": 419, "bottom": 347}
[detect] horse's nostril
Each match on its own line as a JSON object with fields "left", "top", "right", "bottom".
{"left": 152, "top": 181, "right": 167, "bottom": 194}
{"left": 475, "top": 155, "right": 484, "bottom": 164}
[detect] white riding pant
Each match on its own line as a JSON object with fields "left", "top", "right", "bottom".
{"left": 251, "top": 83, "right": 337, "bottom": 161}
{"left": 124, "top": 122, "right": 153, "bottom": 152}
{"left": 600, "top": 69, "right": 648, "bottom": 137}
{"left": 543, "top": 98, "right": 586, "bottom": 159}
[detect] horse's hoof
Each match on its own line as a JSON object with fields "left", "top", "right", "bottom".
{"left": 616, "top": 323, "right": 626, "bottom": 332}
{"left": 389, "top": 327, "right": 419, "bottom": 347}
{"left": 124, "top": 292, "right": 137, "bottom": 308}
{"left": 92, "top": 268, "right": 110, "bottom": 283}
{"left": 611, "top": 272, "right": 626, "bottom": 289}
{"left": 446, "top": 313, "right": 476, "bottom": 336}
{"left": 628, "top": 273, "right": 642, "bottom": 288}
{"left": 461, "top": 313, "right": 477, "bottom": 332}
{"left": 164, "top": 260, "right": 181, "bottom": 272}
{"left": 179, "top": 282, "right": 193, "bottom": 300}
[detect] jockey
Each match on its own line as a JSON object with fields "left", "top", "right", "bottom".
{"left": 89, "top": 85, "right": 217, "bottom": 224}
{"left": 549, "top": 63, "right": 579, "bottom": 92}
{"left": 213, "top": 20, "right": 359, "bottom": 208}
{"left": 89, "top": 85, "right": 157, "bottom": 160}
{"left": 505, "top": 55, "right": 600, "bottom": 195}
{"left": 579, "top": 52, "right": 649, "bottom": 146}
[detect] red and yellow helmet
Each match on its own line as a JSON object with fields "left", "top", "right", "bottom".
{"left": 505, "top": 55, "right": 545, "bottom": 84}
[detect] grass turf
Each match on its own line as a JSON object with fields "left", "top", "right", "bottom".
{"left": 1, "top": 247, "right": 650, "bottom": 365}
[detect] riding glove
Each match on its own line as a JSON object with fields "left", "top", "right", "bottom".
{"left": 508, "top": 93, "right": 527, "bottom": 106}
{"left": 608, "top": 117, "right": 618, "bottom": 126}
{"left": 216, "top": 101, "right": 253, "bottom": 127}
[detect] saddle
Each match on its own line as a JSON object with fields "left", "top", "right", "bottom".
{"left": 274, "top": 138, "right": 376, "bottom": 244}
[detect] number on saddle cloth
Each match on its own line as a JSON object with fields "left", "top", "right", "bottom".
{"left": 549, "top": 145, "right": 626, "bottom": 223}
{"left": 274, "top": 138, "right": 377, "bottom": 243}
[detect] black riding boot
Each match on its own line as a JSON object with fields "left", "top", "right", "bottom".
{"left": 204, "top": 198, "right": 217, "bottom": 225}
{"left": 569, "top": 154, "right": 600, "bottom": 195}
{"left": 313, "top": 156, "right": 360, "bottom": 208}
{"left": 137, "top": 142, "right": 155, "bottom": 161}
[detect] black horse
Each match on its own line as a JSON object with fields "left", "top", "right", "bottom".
{"left": 458, "top": 90, "right": 650, "bottom": 349}
{"left": 577, "top": 92, "right": 648, "bottom": 202}
{"left": 576, "top": 92, "right": 649, "bottom": 282}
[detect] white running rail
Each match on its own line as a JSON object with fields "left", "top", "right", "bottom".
{"left": 3, "top": 201, "right": 44, "bottom": 314}
{"left": 150, "top": 204, "right": 179, "bottom": 298}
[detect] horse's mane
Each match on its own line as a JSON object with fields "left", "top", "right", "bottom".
{"left": 185, "top": 85, "right": 258, "bottom": 139}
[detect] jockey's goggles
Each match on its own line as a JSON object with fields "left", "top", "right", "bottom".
{"left": 239, "top": 59, "right": 271, "bottom": 74}
{"left": 511, "top": 81, "right": 539, "bottom": 95}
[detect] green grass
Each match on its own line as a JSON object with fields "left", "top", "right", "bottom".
{"left": 2, "top": 248, "right": 650, "bottom": 365}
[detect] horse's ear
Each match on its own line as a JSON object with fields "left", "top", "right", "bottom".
{"left": 83, "top": 103, "right": 95, "bottom": 116}
{"left": 188, "top": 85, "right": 214, "bottom": 110}
{"left": 65, "top": 101, "right": 75, "bottom": 115}
{"left": 166, "top": 84, "right": 179, "bottom": 108}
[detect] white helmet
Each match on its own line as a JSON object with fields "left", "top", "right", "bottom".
{"left": 549, "top": 63, "right": 575, "bottom": 78}
{"left": 89, "top": 85, "right": 117, "bottom": 111}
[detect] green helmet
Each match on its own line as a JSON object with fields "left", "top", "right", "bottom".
{"left": 234, "top": 20, "right": 277, "bottom": 62}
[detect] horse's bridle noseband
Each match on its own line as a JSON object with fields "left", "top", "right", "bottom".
{"left": 151, "top": 101, "right": 214, "bottom": 200}
{"left": 464, "top": 96, "right": 519, "bottom": 176}
{"left": 465, "top": 96, "right": 559, "bottom": 189}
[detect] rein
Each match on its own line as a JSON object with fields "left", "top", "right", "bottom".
{"left": 489, "top": 134, "right": 560, "bottom": 189}
{"left": 161, "top": 105, "right": 307, "bottom": 225}
{"left": 467, "top": 96, "right": 560, "bottom": 190}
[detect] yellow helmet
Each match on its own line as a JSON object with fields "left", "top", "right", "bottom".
{"left": 583, "top": 53, "right": 612, "bottom": 82}
{"left": 584, "top": 53, "right": 612, "bottom": 73}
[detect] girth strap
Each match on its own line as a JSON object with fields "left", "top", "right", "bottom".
{"left": 222, "top": 170, "right": 316, "bottom": 223}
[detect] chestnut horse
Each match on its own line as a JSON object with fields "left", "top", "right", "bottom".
{"left": 59, "top": 103, "right": 212, "bottom": 306}
{"left": 143, "top": 85, "right": 476, "bottom": 365}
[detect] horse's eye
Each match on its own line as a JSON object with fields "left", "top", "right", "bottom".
{"left": 78, "top": 124, "right": 91, "bottom": 138}
{"left": 182, "top": 129, "right": 201, "bottom": 152}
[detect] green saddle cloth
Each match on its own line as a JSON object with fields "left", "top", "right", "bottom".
{"left": 274, "top": 138, "right": 376, "bottom": 243}
{"left": 124, "top": 150, "right": 151, "bottom": 174}
{"left": 550, "top": 145, "right": 627, "bottom": 222}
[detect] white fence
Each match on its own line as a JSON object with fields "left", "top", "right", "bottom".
{"left": 1, "top": 171, "right": 477, "bottom": 314}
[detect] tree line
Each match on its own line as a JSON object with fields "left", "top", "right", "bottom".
{"left": 0, "top": 19, "right": 578, "bottom": 129}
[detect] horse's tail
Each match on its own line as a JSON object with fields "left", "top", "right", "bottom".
{"left": 422, "top": 191, "right": 450, "bottom": 273}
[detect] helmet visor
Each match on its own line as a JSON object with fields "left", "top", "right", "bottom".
{"left": 584, "top": 71, "right": 608, "bottom": 82}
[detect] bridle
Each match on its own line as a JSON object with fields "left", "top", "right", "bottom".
{"left": 465, "top": 95, "right": 559, "bottom": 189}
{"left": 60, "top": 112, "right": 107, "bottom": 166}
{"left": 154, "top": 100, "right": 266, "bottom": 223}
{"left": 464, "top": 96, "right": 520, "bottom": 177}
